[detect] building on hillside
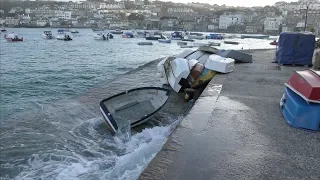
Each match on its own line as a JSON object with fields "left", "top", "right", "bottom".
{"left": 245, "top": 23, "right": 263, "bottom": 33}
{"left": 167, "top": 7, "right": 197, "bottom": 18}
{"left": 264, "top": 16, "right": 283, "bottom": 34}
{"left": 219, "top": 13, "right": 244, "bottom": 30}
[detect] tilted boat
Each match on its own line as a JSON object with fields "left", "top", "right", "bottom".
{"left": 100, "top": 87, "right": 170, "bottom": 133}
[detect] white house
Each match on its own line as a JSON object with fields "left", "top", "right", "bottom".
{"left": 54, "top": 11, "right": 72, "bottom": 20}
{"left": 219, "top": 14, "right": 244, "bottom": 30}
{"left": 264, "top": 17, "right": 283, "bottom": 32}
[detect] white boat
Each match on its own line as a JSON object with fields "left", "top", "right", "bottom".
{"left": 43, "top": 31, "right": 55, "bottom": 39}
{"left": 70, "top": 30, "right": 79, "bottom": 33}
{"left": 185, "top": 32, "right": 205, "bottom": 40}
{"left": 158, "top": 38, "right": 171, "bottom": 43}
{"left": 93, "top": 33, "right": 111, "bottom": 40}
{"left": 158, "top": 57, "right": 190, "bottom": 93}
{"left": 205, "top": 54, "right": 235, "bottom": 73}
{"left": 99, "top": 87, "right": 170, "bottom": 133}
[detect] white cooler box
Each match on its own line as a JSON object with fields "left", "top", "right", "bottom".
{"left": 205, "top": 54, "right": 235, "bottom": 73}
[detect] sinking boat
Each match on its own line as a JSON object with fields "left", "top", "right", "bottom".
{"left": 99, "top": 87, "right": 170, "bottom": 133}
{"left": 286, "top": 69, "right": 320, "bottom": 103}
{"left": 158, "top": 57, "right": 190, "bottom": 93}
{"left": 205, "top": 54, "right": 235, "bottom": 73}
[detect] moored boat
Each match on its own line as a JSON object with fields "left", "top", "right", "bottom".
{"left": 5, "top": 33, "right": 23, "bottom": 42}
{"left": 43, "top": 31, "right": 55, "bottom": 39}
{"left": 158, "top": 38, "right": 171, "bottom": 43}
{"left": 137, "top": 41, "right": 153, "bottom": 45}
{"left": 241, "top": 35, "right": 269, "bottom": 39}
{"left": 122, "top": 32, "right": 134, "bottom": 38}
{"left": 110, "top": 29, "right": 123, "bottom": 34}
{"left": 99, "top": 87, "right": 170, "bottom": 133}
{"left": 224, "top": 41, "right": 239, "bottom": 45}
{"left": 70, "top": 30, "right": 79, "bottom": 34}
{"left": 56, "top": 34, "right": 72, "bottom": 41}
{"left": 207, "top": 33, "right": 224, "bottom": 40}
{"left": 93, "top": 33, "right": 112, "bottom": 40}
{"left": 0, "top": 27, "right": 7, "bottom": 32}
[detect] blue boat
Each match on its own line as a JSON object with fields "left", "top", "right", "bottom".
{"left": 281, "top": 87, "right": 320, "bottom": 131}
{"left": 207, "top": 33, "right": 224, "bottom": 40}
{"left": 171, "top": 31, "right": 183, "bottom": 40}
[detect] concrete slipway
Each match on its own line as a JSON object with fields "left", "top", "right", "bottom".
{"left": 140, "top": 49, "right": 320, "bottom": 180}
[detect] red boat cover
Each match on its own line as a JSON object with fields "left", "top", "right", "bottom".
{"left": 288, "top": 70, "right": 320, "bottom": 102}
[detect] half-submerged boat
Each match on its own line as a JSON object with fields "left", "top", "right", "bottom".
{"left": 99, "top": 87, "right": 170, "bottom": 133}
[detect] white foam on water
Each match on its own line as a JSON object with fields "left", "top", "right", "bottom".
{"left": 15, "top": 117, "right": 181, "bottom": 180}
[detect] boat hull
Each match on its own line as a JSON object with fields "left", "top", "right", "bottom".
{"left": 281, "top": 87, "right": 320, "bottom": 130}
{"left": 99, "top": 87, "right": 170, "bottom": 133}
{"left": 287, "top": 70, "right": 320, "bottom": 103}
{"left": 158, "top": 39, "right": 171, "bottom": 43}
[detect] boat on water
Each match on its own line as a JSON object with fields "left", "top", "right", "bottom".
{"left": 207, "top": 33, "right": 224, "bottom": 40}
{"left": 158, "top": 38, "right": 171, "bottom": 43}
{"left": 70, "top": 30, "right": 79, "bottom": 34}
{"left": 122, "top": 32, "right": 134, "bottom": 38}
{"left": 56, "top": 34, "right": 72, "bottom": 41}
{"left": 224, "top": 41, "right": 239, "bottom": 45}
{"left": 110, "top": 29, "right": 123, "bottom": 34}
{"left": 5, "top": 33, "right": 23, "bottom": 42}
{"left": 270, "top": 40, "right": 278, "bottom": 45}
{"left": 57, "top": 29, "right": 69, "bottom": 34}
{"left": 171, "top": 31, "right": 183, "bottom": 40}
{"left": 185, "top": 32, "right": 205, "bottom": 40}
{"left": 146, "top": 36, "right": 163, "bottom": 40}
{"left": 181, "top": 39, "right": 195, "bottom": 42}
{"left": 92, "top": 28, "right": 104, "bottom": 32}
{"left": 241, "top": 35, "right": 269, "bottom": 39}
{"left": 99, "top": 87, "right": 170, "bottom": 133}
{"left": 137, "top": 41, "right": 153, "bottom": 45}
{"left": 1, "top": 27, "right": 7, "bottom": 32}
{"left": 43, "top": 31, "right": 55, "bottom": 39}
{"left": 93, "top": 33, "right": 113, "bottom": 40}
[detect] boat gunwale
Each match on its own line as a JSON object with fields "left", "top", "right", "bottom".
{"left": 99, "top": 87, "right": 171, "bottom": 132}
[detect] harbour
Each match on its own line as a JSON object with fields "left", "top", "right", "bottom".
{"left": 0, "top": 28, "right": 319, "bottom": 180}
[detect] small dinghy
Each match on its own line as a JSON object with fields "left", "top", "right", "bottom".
{"left": 99, "top": 87, "right": 170, "bottom": 133}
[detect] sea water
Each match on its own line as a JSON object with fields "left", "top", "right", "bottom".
{"left": 0, "top": 28, "right": 275, "bottom": 179}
